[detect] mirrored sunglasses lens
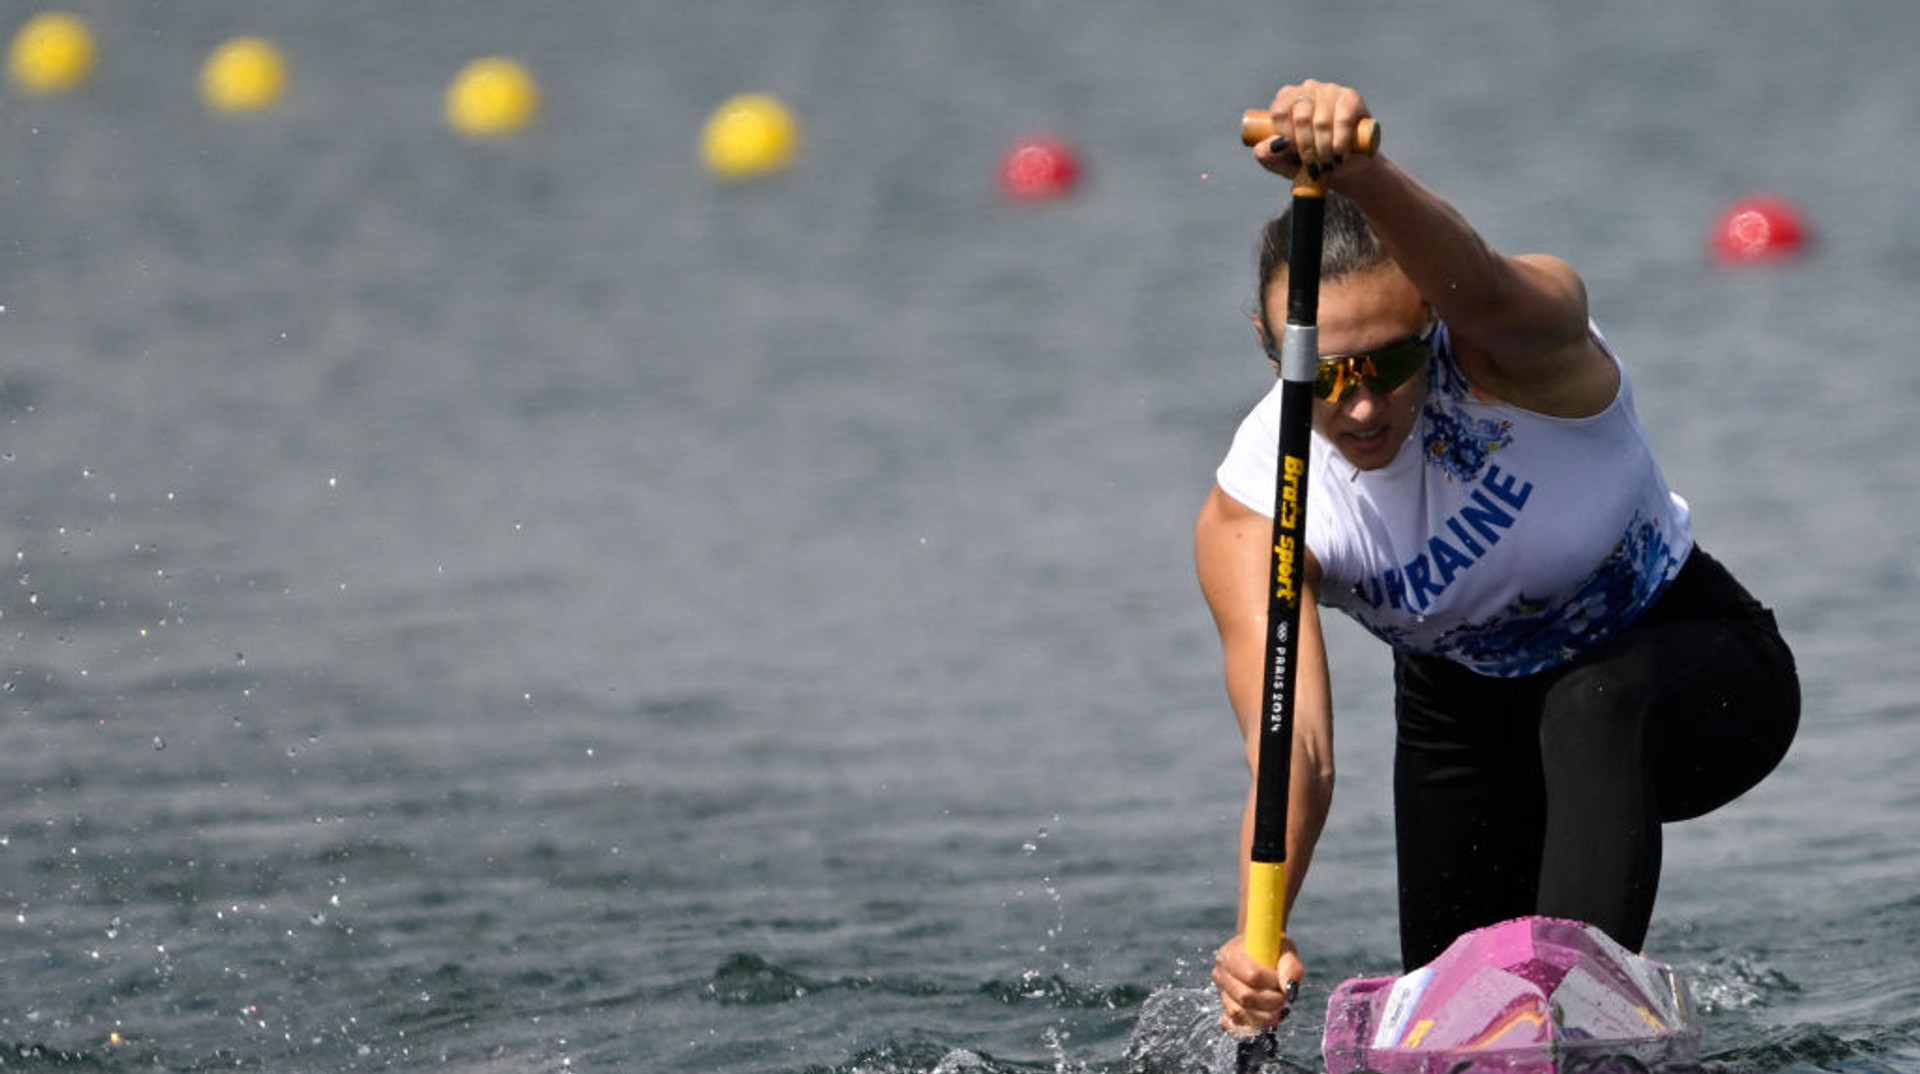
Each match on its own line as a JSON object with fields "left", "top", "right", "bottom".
{"left": 1314, "top": 363, "right": 1340, "bottom": 399}
{"left": 1314, "top": 340, "right": 1428, "bottom": 401}
{"left": 1366, "top": 338, "right": 1430, "bottom": 393}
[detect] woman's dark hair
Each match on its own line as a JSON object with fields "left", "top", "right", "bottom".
{"left": 1254, "top": 191, "right": 1389, "bottom": 333}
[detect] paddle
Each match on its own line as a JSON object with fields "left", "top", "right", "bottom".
{"left": 1232, "top": 108, "right": 1379, "bottom": 1073}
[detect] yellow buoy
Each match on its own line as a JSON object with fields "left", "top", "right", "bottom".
{"left": 445, "top": 57, "right": 539, "bottom": 137}
{"left": 9, "top": 11, "right": 96, "bottom": 95}
{"left": 201, "top": 37, "right": 287, "bottom": 114}
{"left": 700, "top": 94, "right": 800, "bottom": 180}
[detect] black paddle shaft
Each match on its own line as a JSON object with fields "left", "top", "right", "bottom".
{"left": 1248, "top": 190, "right": 1322, "bottom": 869}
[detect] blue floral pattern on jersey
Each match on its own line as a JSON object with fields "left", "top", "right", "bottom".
{"left": 1420, "top": 325, "right": 1513, "bottom": 482}
{"left": 1414, "top": 512, "right": 1680, "bottom": 677}
{"left": 1422, "top": 404, "right": 1513, "bottom": 483}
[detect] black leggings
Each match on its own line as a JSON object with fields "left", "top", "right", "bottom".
{"left": 1390, "top": 548, "right": 1799, "bottom": 969}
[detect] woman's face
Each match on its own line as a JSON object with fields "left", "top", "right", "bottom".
{"left": 1264, "top": 263, "right": 1431, "bottom": 471}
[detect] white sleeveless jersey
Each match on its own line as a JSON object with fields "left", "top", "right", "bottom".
{"left": 1215, "top": 322, "right": 1692, "bottom": 678}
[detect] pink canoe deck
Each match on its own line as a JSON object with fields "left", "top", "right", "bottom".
{"left": 1322, "top": 916, "right": 1699, "bottom": 1074}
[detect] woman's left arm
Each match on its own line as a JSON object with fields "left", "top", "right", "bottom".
{"left": 1336, "top": 159, "right": 1615, "bottom": 414}
{"left": 1256, "top": 80, "right": 1617, "bottom": 416}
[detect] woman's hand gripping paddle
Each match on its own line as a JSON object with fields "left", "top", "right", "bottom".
{"left": 1232, "top": 108, "right": 1379, "bottom": 1074}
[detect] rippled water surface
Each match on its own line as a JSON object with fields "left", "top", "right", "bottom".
{"left": 4, "top": 3, "right": 1918, "bottom": 1072}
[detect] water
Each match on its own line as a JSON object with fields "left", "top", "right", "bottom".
{"left": 2, "top": 2, "right": 1918, "bottom": 1071}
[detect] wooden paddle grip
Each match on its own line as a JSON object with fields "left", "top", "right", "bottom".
{"left": 1240, "top": 111, "right": 1381, "bottom": 153}
{"left": 1241, "top": 112, "right": 1379, "bottom": 196}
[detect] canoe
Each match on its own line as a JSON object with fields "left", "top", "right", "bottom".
{"left": 1322, "top": 916, "right": 1699, "bottom": 1074}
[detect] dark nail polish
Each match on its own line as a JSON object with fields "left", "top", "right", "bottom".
{"left": 1267, "top": 136, "right": 1290, "bottom": 154}
{"left": 1307, "top": 162, "right": 1322, "bottom": 180}
{"left": 1333, "top": 154, "right": 1346, "bottom": 165}
{"left": 1286, "top": 980, "right": 1301, "bottom": 1003}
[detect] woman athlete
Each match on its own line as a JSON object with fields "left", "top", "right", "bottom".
{"left": 1199, "top": 80, "right": 1800, "bottom": 1033}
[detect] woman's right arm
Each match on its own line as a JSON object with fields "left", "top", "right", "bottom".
{"left": 1194, "top": 484, "right": 1336, "bottom": 1031}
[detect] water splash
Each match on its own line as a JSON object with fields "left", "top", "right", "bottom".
{"left": 1123, "top": 986, "right": 1250, "bottom": 1074}
{"left": 1689, "top": 953, "right": 1799, "bottom": 1013}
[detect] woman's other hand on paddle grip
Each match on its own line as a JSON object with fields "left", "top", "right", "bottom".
{"left": 1252, "top": 79, "right": 1374, "bottom": 185}
{"left": 1214, "top": 933, "right": 1303, "bottom": 1034}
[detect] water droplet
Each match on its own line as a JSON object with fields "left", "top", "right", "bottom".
{"left": 151, "top": 736, "right": 165, "bottom": 751}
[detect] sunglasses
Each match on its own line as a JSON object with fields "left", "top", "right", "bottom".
{"left": 1267, "top": 316, "right": 1436, "bottom": 402}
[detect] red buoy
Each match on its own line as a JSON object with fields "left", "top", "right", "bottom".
{"left": 997, "top": 134, "right": 1081, "bottom": 201}
{"left": 1711, "top": 195, "right": 1809, "bottom": 263}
